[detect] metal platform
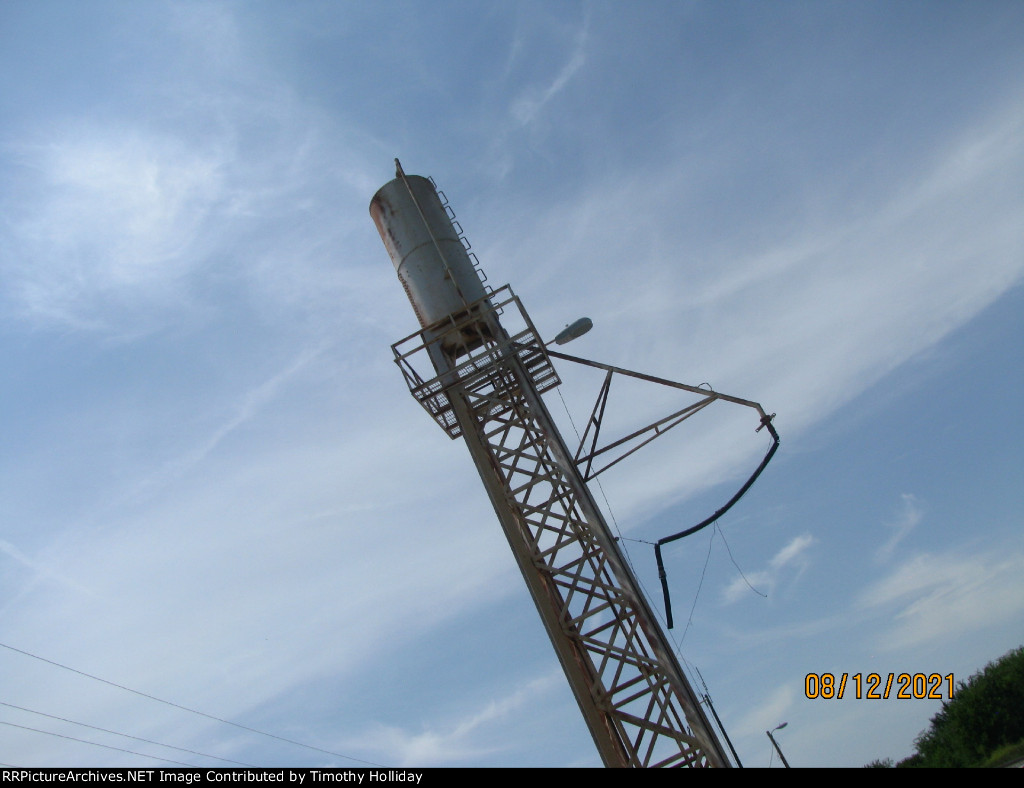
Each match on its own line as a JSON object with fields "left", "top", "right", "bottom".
{"left": 391, "top": 286, "right": 561, "bottom": 438}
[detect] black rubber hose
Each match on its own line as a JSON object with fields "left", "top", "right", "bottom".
{"left": 655, "top": 542, "right": 673, "bottom": 630}
{"left": 657, "top": 418, "right": 779, "bottom": 627}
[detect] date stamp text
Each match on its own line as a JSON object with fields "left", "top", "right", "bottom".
{"left": 804, "top": 672, "right": 955, "bottom": 700}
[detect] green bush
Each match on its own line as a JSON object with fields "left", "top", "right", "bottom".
{"left": 978, "top": 739, "right": 1024, "bottom": 768}
{"left": 912, "top": 646, "right": 1024, "bottom": 767}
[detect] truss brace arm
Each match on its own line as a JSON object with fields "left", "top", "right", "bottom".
{"left": 547, "top": 348, "right": 773, "bottom": 482}
{"left": 543, "top": 348, "right": 779, "bottom": 629}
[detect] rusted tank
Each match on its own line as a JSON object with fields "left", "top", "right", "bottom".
{"left": 370, "top": 169, "right": 492, "bottom": 357}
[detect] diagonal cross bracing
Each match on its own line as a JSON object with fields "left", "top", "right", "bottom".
{"left": 377, "top": 178, "right": 745, "bottom": 765}
{"left": 439, "top": 336, "right": 726, "bottom": 768}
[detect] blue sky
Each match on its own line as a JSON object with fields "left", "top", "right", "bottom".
{"left": 1, "top": 0, "right": 1022, "bottom": 769}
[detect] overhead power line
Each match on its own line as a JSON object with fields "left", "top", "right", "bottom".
{"left": 0, "top": 641, "right": 382, "bottom": 767}
{"left": 1, "top": 720, "right": 196, "bottom": 767}
{"left": 0, "top": 701, "right": 253, "bottom": 766}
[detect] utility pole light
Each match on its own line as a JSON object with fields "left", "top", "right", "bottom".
{"left": 371, "top": 160, "right": 778, "bottom": 768}
{"left": 767, "top": 722, "right": 791, "bottom": 768}
{"left": 552, "top": 317, "right": 593, "bottom": 345}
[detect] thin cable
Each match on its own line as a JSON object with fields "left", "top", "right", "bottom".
{"left": 618, "top": 535, "right": 655, "bottom": 546}
{"left": 1, "top": 720, "right": 195, "bottom": 767}
{"left": 714, "top": 522, "right": 767, "bottom": 598}
{"left": 595, "top": 479, "right": 627, "bottom": 547}
{"left": 656, "top": 417, "right": 779, "bottom": 626}
{"left": 556, "top": 375, "right": 734, "bottom": 759}
{"left": 557, "top": 385, "right": 701, "bottom": 651}
{"left": 557, "top": 369, "right": 747, "bottom": 768}
{"left": 556, "top": 388, "right": 641, "bottom": 578}
{"left": 0, "top": 701, "right": 253, "bottom": 766}
{"left": 0, "top": 641, "right": 383, "bottom": 767}
{"left": 555, "top": 387, "right": 582, "bottom": 441}
{"left": 557, "top": 388, "right": 625, "bottom": 538}
{"left": 679, "top": 529, "right": 715, "bottom": 647}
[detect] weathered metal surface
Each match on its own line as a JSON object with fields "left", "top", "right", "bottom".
{"left": 391, "top": 286, "right": 560, "bottom": 439}
{"left": 374, "top": 166, "right": 732, "bottom": 768}
{"left": 370, "top": 168, "right": 491, "bottom": 357}
{"left": 543, "top": 347, "right": 775, "bottom": 482}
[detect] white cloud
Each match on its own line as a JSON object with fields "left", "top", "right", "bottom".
{"left": 149, "top": 344, "right": 326, "bottom": 487}
{"left": 485, "top": 9, "right": 591, "bottom": 180}
{"left": 722, "top": 533, "right": 814, "bottom": 604}
{"left": 769, "top": 533, "right": 815, "bottom": 571}
{"left": 876, "top": 493, "right": 923, "bottom": 563}
{"left": 348, "top": 673, "right": 562, "bottom": 766}
{"left": 859, "top": 549, "right": 1024, "bottom": 650}
{"left": 3, "top": 128, "right": 227, "bottom": 328}
{"left": 0, "top": 539, "right": 92, "bottom": 602}
{"left": 510, "top": 22, "right": 588, "bottom": 128}
{"left": 732, "top": 682, "right": 796, "bottom": 741}
{"left": 482, "top": 92, "right": 1024, "bottom": 522}
{"left": 0, "top": 435, "right": 520, "bottom": 764}
{"left": 0, "top": 2, "right": 385, "bottom": 338}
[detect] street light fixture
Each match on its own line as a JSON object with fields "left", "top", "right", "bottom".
{"left": 767, "top": 722, "right": 791, "bottom": 768}
{"left": 551, "top": 317, "right": 593, "bottom": 346}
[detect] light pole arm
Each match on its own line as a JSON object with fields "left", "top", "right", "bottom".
{"left": 767, "top": 730, "right": 791, "bottom": 768}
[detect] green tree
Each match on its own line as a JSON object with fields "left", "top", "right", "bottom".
{"left": 911, "top": 646, "right": 1024, "bottom": 767}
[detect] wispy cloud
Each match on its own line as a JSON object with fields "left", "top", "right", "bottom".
{"left": 483, "top": 92, "right": 1024, "bottom": 521}
{"left": 722, "top": 533, "right": 814, "bottom": 604}
{"left": 485, "top": 9, "right": 590, "bottom": 180}
{"left": 732, "top": 682, "right": 796, "bottom": 740}
{"left": 348, "top": 672, "right": 562, "bottom": 766}
{"left": 122, "top": 344, "right": 327, "bottom": 503}
{"left": 510, "top": 20, "right": 588, "bottom": 128}
{"left": 0, "top": 3, "right": 383, "bottom": 338}
{"left": 2, "top": 128, "right": 227, "bottom": 329}
{"left": 859, "top": 548, "right": 1024, "bottom": 650}
{"left": 876, "top": 493, "right": 923, "bottom": 563}
{"left": 0, "top": 539, "right": 93, "bottom": 606}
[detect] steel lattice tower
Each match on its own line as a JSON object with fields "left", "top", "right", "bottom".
{"left": 371, "top": 162, "right": 733, "bottom": 767}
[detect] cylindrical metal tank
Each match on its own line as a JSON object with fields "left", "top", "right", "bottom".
{"left": 370, "top": 174, "right": 491, "bottom": 356}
